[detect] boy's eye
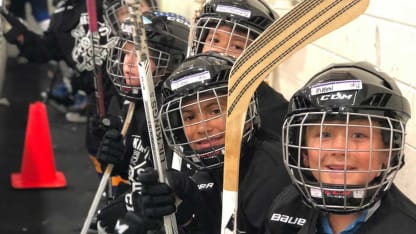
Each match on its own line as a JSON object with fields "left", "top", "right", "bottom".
{"left": 205, "top": 34, "right": 218, "bottom": 43}
{"left": 230, "top": 44, "right": 244, "bottom": 52}
{"left": 210, "top": 108, "right": 221, "bottom": 116}
{"left": 182, "top": 113, "right": 194, "bottom": 122}
{"left": 211, "top": 37, "right": 220, "bottom": 44}
{"left": 321, "top": 132, "right": 331, "bottom": 138}
{"left": 351, "top": 132, "right": 366, "bottom": 139}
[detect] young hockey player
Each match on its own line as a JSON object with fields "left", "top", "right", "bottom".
{"left": 0, "top": 0, "right": 82, "bottom": 67}
{"left": 94, "top": 10, "right": 190, "bottom": 233}
{"left": 0, "top": 0, "right": 94, "bottom": 118}
{"left": 8, "top": 0, "right": 51, "bottom": 32}
{"left": 264, "top": 61, "right": 416, "bottom": 233}
{"left": 190, "top": 0, "right": 289, "bottom": 137}
{"left": 97, "top": 7, "right": 188, "bottom": 189}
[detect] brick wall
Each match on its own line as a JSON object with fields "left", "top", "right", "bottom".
{"left": 271, "top": 0, "right": 416, "bottom": 202}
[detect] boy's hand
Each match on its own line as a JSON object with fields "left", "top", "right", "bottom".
{"left": 97, "top": 129, "right": 125, "bottom": 175}
{"left": 88, "top": 114, "right": 122, "bottom": 141}
{"left": 130, "top": 167, "right": 176, "bottom": 218}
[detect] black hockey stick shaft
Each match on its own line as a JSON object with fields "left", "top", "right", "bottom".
{"left": 86, "top": 0, "right": 105, "bottom": 117}
{"left": 126, "top": 1, "right": 178, "bottom": 233}
{"left": 221, "top": 0, "right": 370, "bottom": 233}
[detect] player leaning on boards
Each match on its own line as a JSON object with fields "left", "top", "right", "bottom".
{"left": 264, "top": 62, "right": 416, "bottom": 234}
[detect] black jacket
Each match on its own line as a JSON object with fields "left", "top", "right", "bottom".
{"left": 256, "top": 82, "right": 288, "bottom": 138}
{"left": 265, "top": 184, "right": 416, "bottom": 234}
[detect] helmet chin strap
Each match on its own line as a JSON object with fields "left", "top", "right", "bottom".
{"left": 182, "top": 145, "right": 225, "bottom": 170}
{"left": 303, "top": 174, "right": 389, "bottom": 214}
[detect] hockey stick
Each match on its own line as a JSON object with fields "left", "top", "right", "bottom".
{"left": 80, "top": 2, "right": 115, "bottom": 234}
{"left": 80, "top": 102, "right": 136, "bottom": 234}
{"left": 86, "top": 0, "right": 114, "bottom": 202}
{"left": 185, "top": 0, "right": 204, "bottom": 57}
{"left": 0, "top": 0, "right": 3, "bottom": 37}
{"left": 86, "top": 0, "right": 106, "bottom": 117}
{"left": 126, "top": 0, "right": 178, "bottom": 233}
{"left": 221, "top": 0, "right": 370, "bottom": 233}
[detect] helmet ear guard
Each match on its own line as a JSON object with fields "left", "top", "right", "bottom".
{"left": 283, "top": 62, "right": 411, "bottom": 213}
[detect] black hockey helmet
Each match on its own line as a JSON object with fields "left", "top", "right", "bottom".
{"left": 106, "top": 11, "right": 189, "bottom": 101}
{"left": 160, "top": 52, "right": 260, "bottom": 170}
{"left": 283, "top": 61, "right": 411, "bottom": 213}
{"left": 190, "top": 0, "right": 279, "bottom": 57}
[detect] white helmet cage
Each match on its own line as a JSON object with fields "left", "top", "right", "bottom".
{"left": 283, "top": 61, "right": 411, "bottom": 214}
{"left": 160, "top": 52, "right": 260, "bottom": 170}
{"left": 105, "top": 11, "right": 189, "bottom": 101}
{"left": 106, "top": 36, "right": 170, "bottom": 101}
{"left": 189, "top": 0, "right": 279, "bottom": 57}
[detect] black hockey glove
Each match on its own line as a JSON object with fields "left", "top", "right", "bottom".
{"left": 97, "top": 129, "right": 125, "bottom": 175}
{"left": 166, "top": 168, "right": 200, "bottom": 201}
{"left": 88, "top": 114, "right": 122, "bottom": 141}
{"left": 114, "top": 212, "right": 162, "bottom": 234}
{"left": 132, "top": 167, "right": 177, "bottom": 218}
{"left": 97, "top": 193, "right": 129, "bottom": 233}
{"left": 0, "top": 8, "right": 28, "bottom": 44}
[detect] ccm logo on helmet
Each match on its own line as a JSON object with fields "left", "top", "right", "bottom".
{"left": 270, "top": 213, "right": 306, "bottom": 226}
{"left": 320, "top": 93, "right": 353, "bottom": 101}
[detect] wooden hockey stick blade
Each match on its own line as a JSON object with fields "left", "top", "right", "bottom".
{"left": 221, "top": 0, "right": 369, "bottom": 233}
{"left": 80, "top": 102, "right": 136, "bottom": 234}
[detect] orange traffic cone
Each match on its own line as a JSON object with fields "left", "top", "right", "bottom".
{"left": 10, "top": 101, "right": 67, "bottom": 189}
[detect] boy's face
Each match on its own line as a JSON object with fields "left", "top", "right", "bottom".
{"left": 122, "top": 42, "right": 157, "bottom": 87}
{"left": 141, "top": 1, "right": 151, "bottom": 13}
{"left": 181, "top": 93, "right": 227, "bottom": 152}
{"left": 116, "top": 5, "right": 129, "bottom": 24}
{"left": 303, "top": 119, "right": 388, "bottom": 186}
{"left": 201, "top": 24, "right": 253, "bottom": 58}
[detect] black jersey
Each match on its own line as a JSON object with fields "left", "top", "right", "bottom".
{"left": 238, "top": 130, "right": 292, "bottom": 233}
{"left": 119, "top": 89, "right": 174, "bottom": 181}
{"left": 181, "top": 131, "right": 291, "bottom": 233}
{"left": 256, "top": 82, "right": 288, "bottom": 138}
{"left": 265, "top": 184, "right": 416, "bottom": 234}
